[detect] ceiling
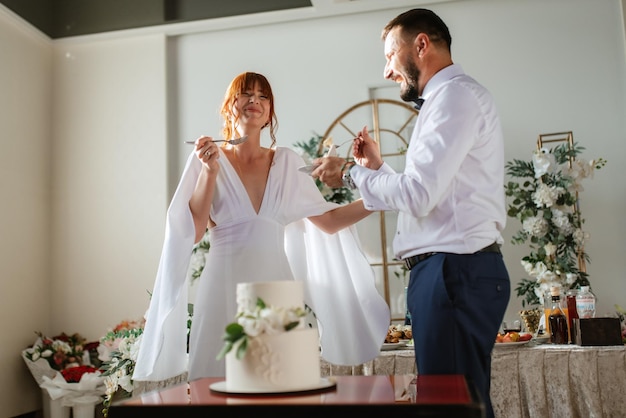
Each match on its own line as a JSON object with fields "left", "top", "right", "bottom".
{"left": 0, "top": 0, "right": 314, "bottom": 39}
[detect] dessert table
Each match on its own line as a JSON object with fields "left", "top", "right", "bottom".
{"left": 321, "top": 344, "right": 626, "bottom": 418}
{"left": 109, "top": 375, "right": 484, "bottom": 418}
{"left": 490, "top": 343, "right": 626, "bottom": 418}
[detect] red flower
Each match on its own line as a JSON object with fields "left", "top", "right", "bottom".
{"left": 54, "top": 333, "right": 71, "bottom": 343}
{"left": 61, "top": 365, "right": 98, "bottom": 383}
{"left": 53, "top": 352, "right": 66, "bottom": 366}
{"left": 84, "top": 341, "right": 100, "bottom": 352}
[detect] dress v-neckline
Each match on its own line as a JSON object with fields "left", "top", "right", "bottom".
{"left": 220, "top": 147, "right": 275, "bottom": 215}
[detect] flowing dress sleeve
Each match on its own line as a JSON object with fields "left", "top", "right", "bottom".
{"left": 132, "top": 152, "right": 200, "bottom": 381}
{"left": 134, "top": 147, "right": 391, "bottom": 381}
{"left": 280, "top": 148, "right": 391, "bottom": 366}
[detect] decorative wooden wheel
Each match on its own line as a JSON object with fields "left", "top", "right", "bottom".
{"left": 321, "top": 99, "right": 419, "bottom": 322}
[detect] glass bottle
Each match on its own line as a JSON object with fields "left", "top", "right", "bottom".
{"left": 576, "top": 286, "right": 596, "bottom": 319}
{"left": 548, "top": 287, "right": 569, "bottom": 344}
{"left": 543, "top": 291, "right": 552, "bottom": 335}
{"left": 566, "top": 289, "right": 578, "bottom": 342}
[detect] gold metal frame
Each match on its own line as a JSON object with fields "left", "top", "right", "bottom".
{"left": 322, "top": 99, "right": 419, "bottom": 320}
{"left": 536, "top": 131, "right": 586, "bottom": 273}
{"left": 537, "top": 131, "right": 574, "bottom": 161}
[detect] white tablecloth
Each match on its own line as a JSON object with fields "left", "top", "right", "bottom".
{"left": 320, "top": 348, "right": 417, "bottom": 377}
{"left": 490, "top": 344, "right": 626, "bottom": 418}
{"left": 323, "top": 344, "right": 626, "bottom": 418}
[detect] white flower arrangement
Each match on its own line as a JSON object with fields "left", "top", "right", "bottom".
{"left": 505, "top": 142, "right": 606, "bottom": 306}
{"left": 217, "top": 297, "right": 306, "bottom": 360}
{"left": 98, "top": 323, "right": 144, "bottom": 417}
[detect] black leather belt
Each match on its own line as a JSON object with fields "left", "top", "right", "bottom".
{"left": 403, "top": 242, "right": 501, "bottom": 271}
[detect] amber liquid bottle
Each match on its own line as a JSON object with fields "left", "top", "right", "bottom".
{"left": 548, "top": 290, "right": 569, "bottom": 344}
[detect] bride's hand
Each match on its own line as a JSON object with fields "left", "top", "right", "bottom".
{"left": 193, "top": 136, "right": 220, "bottom": 171}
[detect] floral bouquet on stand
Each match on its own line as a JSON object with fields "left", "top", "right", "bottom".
{"left": 505, "top": 138, "right": 606, "bottom": 307}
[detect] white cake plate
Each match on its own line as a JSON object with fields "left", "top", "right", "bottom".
{"left": 209, "top": 377, "right": 336, "bottom": 396}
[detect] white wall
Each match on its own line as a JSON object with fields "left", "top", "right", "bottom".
{"left": 49, "top": 33, "right": 169, "bottom": 342}
{"left": 1, "top": 0, "right": 625, "bottom": 415}
{"left": 174, "top": 0, "right": 626, "bottom": 321}
{"left": 1, "top": 7, "right": 169, "bottom": 415}
{"left": 0, "top": 7, "right": 54, "bottom": 414}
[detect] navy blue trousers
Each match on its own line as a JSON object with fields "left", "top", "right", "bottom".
{"left": 406, "top": 251, "right": 510, "bottom": 418}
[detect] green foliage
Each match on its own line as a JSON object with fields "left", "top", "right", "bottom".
{"left": 514, "top": 278, "right": 542, "bottom": 307}
{"left": 216, "top": 322, "right": 248, "bottom": 361}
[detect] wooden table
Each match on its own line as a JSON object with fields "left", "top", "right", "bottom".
{"left": 109, "top": 375, "right": 484, "bottom": 418}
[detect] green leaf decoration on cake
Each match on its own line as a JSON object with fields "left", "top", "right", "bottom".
{"left": 216, "top": 297, "right": 306, "bottom": 360}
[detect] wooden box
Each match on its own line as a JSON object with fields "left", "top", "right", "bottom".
{"left": 572, "top": 317, "right": 623, "bottom": 346}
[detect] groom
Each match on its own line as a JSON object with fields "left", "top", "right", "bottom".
{"left": 312, "top": 9, "right": 510, "bottom": 418}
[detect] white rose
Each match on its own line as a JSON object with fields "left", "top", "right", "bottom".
{"left": 552, "top": 209, "right": 573, "bottom": 234}
{"left": 532, "top": 149, "right": 555, "bottom": 178}
{"left": 532, "top": 183, "right": 560, "bottom": 208}
{"left": 117, "top": 372, "right": 133, "bottom": 393}
{"left": 129, "top": 334, "right": 142, "bottom": 362}
{"left": 239, "top": 316, "right": 265, "bottom": 337}
{"left": 573, "top": 228, "right": 588, "bottom": 246}
{"left": 259, "top": 308, "right": 284, "bottom": 334}
{"left": 544, "top": 243, "right": 557, "bottom": 256}
{"left": 522, "top": 216, "right": 549, "bottom": 237}
{"left": 532, "top": 262, "right": 548, "bottom": 279}
{"left": 97, "top": 344, "right": 113, "bottom": 362}
{"left": 565, "top": 273, "right": 578, "bottom": 284}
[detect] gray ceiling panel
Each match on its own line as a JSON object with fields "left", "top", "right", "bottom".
{"left": 1, "top": 0, "right": 313, "bottom": 38}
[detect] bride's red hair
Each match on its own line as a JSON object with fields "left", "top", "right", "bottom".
{"left": 219, "top": 72, "right": 278, "bottom": 147}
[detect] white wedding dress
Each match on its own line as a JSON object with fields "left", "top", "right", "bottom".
{"left": 133, "top": 146, "right": 390, "bottom": 382}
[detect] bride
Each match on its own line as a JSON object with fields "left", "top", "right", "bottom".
{"left": 133, "top": 71, "right": 390, "bottom": 382}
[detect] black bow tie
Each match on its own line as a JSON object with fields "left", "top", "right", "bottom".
{"left": 414, "top": 98, "right": 425, "bottom": 110}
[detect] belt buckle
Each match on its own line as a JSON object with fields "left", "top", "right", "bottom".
{"left": 403, "top": 257, "right": 413, "bottom": 271}
{"left": 404, "top": 252, "right": 434, "bottom": 270}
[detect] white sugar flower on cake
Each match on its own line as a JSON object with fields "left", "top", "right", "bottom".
{"left": 217, "top": 297, "right": 305, "bottom": 361}
{"left": 219, "top": 281, "right": 324, "bottom": 393}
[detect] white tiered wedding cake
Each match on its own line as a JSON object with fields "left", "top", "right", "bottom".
{"left": 218, "top": 280, "right": 326, "bottom": 393}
